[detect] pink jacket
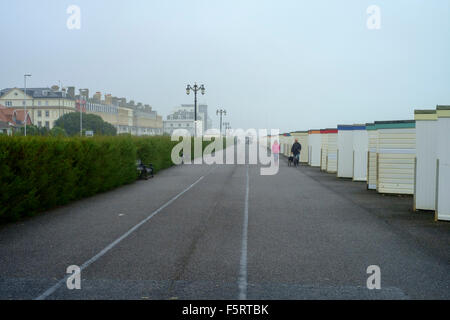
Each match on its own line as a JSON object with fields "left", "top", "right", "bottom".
{"left": 272, "top": 143, "right": 280, "bottom": 154}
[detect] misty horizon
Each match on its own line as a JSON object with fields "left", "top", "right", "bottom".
{"left": 1, "top": 0, "right": 449, "bottom": 132}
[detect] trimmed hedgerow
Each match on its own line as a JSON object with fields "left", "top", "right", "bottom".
{"left": 0, "top": 135, "right": 225, "bottom": 223}
{"left": 0, "top": 136, "right": 137, "bottom": 223}
{"left": 134, "top": 136, "right": 179, "bottom": 173}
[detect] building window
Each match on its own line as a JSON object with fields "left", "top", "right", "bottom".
{"left": 37, "top": 110, "right": 42, "bottom": 117}
{"left": 45, "top": 110, "right": 50, "bottom": 117}
{"left": 45, "top": 101, "right": 49, "bottom": 106}
{"left": 37, "top": 121, "right": 42, "bottom": 127}
{"left": 45, "top": 121, "right": 50, "bottom": 129}
{"left": 38, "top": 101, "right": 41, "bottom": 106}
{"left": 5, "top": 101, "right": 12, "bottom": 107}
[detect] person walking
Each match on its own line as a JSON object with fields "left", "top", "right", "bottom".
{"left": 272, "top": 140, "right": 281, "bottom": 164}
{"left": 291, "top": 139, "right": 302, "bottom": 166}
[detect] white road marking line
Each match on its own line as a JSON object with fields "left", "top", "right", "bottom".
{"left": 35, "top": 175, "right": 205, "bottom": 300}
{"left": 238, "top": 165, "right": 250, "bottom": 300}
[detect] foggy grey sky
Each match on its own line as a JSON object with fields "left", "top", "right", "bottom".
{"left": 1, "top": 0, "right": 449, "bottom": 132}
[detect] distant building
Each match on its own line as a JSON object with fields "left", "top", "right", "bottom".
{"left": 163, "top": 104, "right": 210, "bottom": 136}
{"left": 78, "top": 92, "right": 163, "bottom": 135}
{"left": 0, "top": 105, "right": 32, "bottom": 135}
{"left": 132, "top": 104, "right": 163, "bottom": 136}
{"left": 0, "top": 86, "right": 163, "bottom": 135}
{"left": 0, "top": 121, "right": 12, "bottom": 135}
{"left": 197, "top": 104, "right": 212, "bottom": 131}
{"left": 0, "top": 87, "right": 76, "bottom": 129}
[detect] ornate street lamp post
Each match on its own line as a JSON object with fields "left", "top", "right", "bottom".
{"left": 223, "top": 122, "right": 231, "bottom": 135}
{"left": 216, "top": 109, "right": 227, "bottom": 136}
{"left": 78, "top": 89, "right": 88, "bottom": 137}
{"left": 186, "top": 83, "right": 205, "bottom": 137}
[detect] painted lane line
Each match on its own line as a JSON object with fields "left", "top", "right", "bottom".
{"left": 35, "top": 175, "right": 205, "bottom": 300}
{"left": 238, "top": 165, "right": 250, "bottom": 300}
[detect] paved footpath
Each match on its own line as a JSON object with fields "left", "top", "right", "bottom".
{"left": 0, "top": 144, "right": 449, "bottom": 300}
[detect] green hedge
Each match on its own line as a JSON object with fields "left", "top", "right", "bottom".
{"left": 0, "top": 135, "right": 226, "bottom": 223}
{"left": 0, "top": 136, "right": 138, "bottom": 223}
{"left": 134, "top": 136, "right": 178, "bottom": 173}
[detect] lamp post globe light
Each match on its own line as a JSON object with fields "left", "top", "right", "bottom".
{"left": 23, "top": 74, "right": 32, "bottom": 136}
{"left": 216, "top": 109, "right": 227, "bottom": 136}
{"left": 186, "top": 83, "right": 205, "bottom": 137}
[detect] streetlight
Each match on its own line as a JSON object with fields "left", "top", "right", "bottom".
{"left": 80, "top": 95, "right": 84, "bottom": 137}
{"left": 78, "top": 89, "right": 88, "bottom": 137}
{"left": 116, "top": 98, "right": 121, "bottom": 135}
{"left": 216, "top": 109, "right": 227, "bottom": 136}
{"left": 24, "top": 74, "right": 32, "bottom": 136}
{"left": 186, "top": 83, "right": 205, "bottom": 137}
{"left": 223, "top": 122, "right": 231, "bottom": 135}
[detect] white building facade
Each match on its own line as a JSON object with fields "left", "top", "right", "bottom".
{"left": 0, "top": 87, "right": 76, "bottom": 129}
{"left": 163, "top": 104, "right": 210, "bottom": 136}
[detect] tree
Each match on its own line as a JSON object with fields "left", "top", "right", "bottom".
{"left": 50, "top": 126, "right": 67, "bottom": 137}
{"left": 15, "top": 125, "right": 40, "bottom": 136}
{"left": 54, "top": 112, "right": 117, "bottom": 136}
{"left": 14, "top": 125, "right": 65, "bottom": 137}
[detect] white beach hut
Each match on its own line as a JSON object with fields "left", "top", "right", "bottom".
{"left": 376, "top": 120, "right": 416, "bottom": 195}
{"left": 320, "top": 129, "right": 329, "bottom": 171}
{"left": 337, "top": 125, "right": 354, "bottom": 178}
{"left": 414, "top": 110, "right": 437, "bottom": 212}
{"left": 279, "top": 134, "right": 294, "bottom": 157}
{"left": 326, "top": 129, "right": 338, "bottom": 173}
{"left": 352, "top": 124, "right": 368, "bottom": 182}
{"left": 435, "top": 105, "right": 450, "bottom": 221}
{"left": 278, "top": 135, "right": 285, "bottom": 155}
{"left": 308, "top": 130, "right": 322, "bottom": 167}
{"left": 366, "top": 123, "right": 378, "bottom": 190}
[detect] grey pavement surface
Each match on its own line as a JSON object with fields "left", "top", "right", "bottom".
{"left": 0, "top": 144, "right": 449, "bottom": 300}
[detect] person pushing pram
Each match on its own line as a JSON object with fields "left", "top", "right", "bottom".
{"left": 291, "top": 139, "right": 302, "bottom": 167}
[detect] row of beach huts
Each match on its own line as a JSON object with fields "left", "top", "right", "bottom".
{"left": 275, "top": 105, "right": 450, "bottom": 222}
